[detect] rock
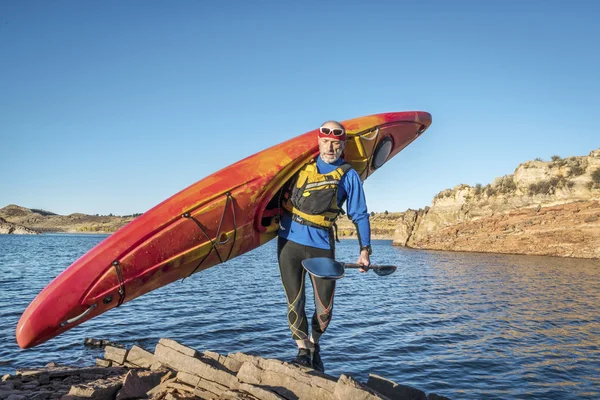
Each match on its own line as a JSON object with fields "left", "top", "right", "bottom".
{"left": 0, "top": 216, "right": 40, "bottom": 234}
{"left": 38, "top": 373, "right": 50, "bottom": 385}
{"left": 84, "top": 338, "right": 122, "bottom": 348}
{"left": 67, "top": 374, "right": 123, "bottom": 399}
{"left": 177, "top": 371, "right": 230, "bottom": 396}
{"left": 236, "top": 357, "right": 336, "bottom": 400}
{"left": 157, "top": 338, "right": 200, "bottom": 357}
{"left": 366, "top": 374, "right": 427, "bottom": 400}
{"left": 95, "top": 359, "right": 112, "bottom": 368}
{"left": 219, "top": 389, "right": 261, "bottom": 399}
{"left": 427, "top": 393, "right": 452, "bottom": 400}
{"left": 334, "top": 374, "right": 389, "bottom": 400}
{"left": 22, "top": 381, "right": 40, "bottom": 389}
{"left": 204, "top": 350, "right": 243, "bottom": 373}
{"left": 116, "top": 369, "right": 169, "bottom": 400}
{"left": 150, "top": 361, "right": 166, "bottom": 371}
{"left": 154, "top": 342, "right": 239, "bottom": 389}
{"left": 146, "top": 377, "right": 177, "bottom": 398}
{"left": 238, "top": 382, "right": 287, "bottom": 399}
{"left": 30, "top": 391, "right": 53, "bottom": 400}
{"left": 16, "top": 366, "right": 126, "bottom": 380}
{"left": 84, "top": 338, "right": 104, "bottom": 347}
{"left": 6, "top": 394, "right": 28, "bottom": 400}
{"left": 392, "top": 209, "right": 422, "bottom": 246}
{"left": 125, "top": 345, "right": 155, "bottom": 368}
{"left": 104, "top": 346, "right": 128, "bottom": 365}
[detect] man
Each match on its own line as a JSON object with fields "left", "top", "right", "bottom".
{"left": 278, "top": 120, "right": 372, "bottom": 373}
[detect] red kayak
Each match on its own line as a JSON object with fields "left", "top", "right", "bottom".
{"left": 16, "top": 111, "right": 432, "bottom": 348}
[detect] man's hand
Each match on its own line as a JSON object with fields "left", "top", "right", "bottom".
{"left": 357, "top": 250, "right": 370, "bottom": 273}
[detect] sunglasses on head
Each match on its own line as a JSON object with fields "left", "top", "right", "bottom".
{"left": 319, "top": 127, "right": 345, "bottom": 136}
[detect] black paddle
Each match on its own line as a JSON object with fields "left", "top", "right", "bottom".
{"left": 301, "top": 257, "right": 397, "bottom": 280}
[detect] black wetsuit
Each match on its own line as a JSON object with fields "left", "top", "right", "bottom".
{"left": 277, "top": 237, "right": 336, "bottom": 340}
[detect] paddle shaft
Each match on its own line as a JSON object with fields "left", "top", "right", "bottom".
{"left": 343, "top": 263, "right": 395, "bottom": 270}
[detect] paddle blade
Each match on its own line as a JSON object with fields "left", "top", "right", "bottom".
{"left": 371, "top": 266, "right": 397, "bottom": 276}
{"left": 301, "top": 257, "right": 345, "bottom": 280}
{"left": 343, "top": 263, "right": 397, "bottom": 276}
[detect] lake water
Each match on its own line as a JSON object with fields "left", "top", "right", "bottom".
{"left": 0, "top": 234, "right": 598, "bottom": 399}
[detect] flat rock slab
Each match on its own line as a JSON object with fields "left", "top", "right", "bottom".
{"left": 104, "top": 346, "right": 129, "bottom": 365}
{"left": 67, "top": 374, "right": 124, "bottom": 399}
{"left": 236, "top": 357, "right": 336, "bottom": 400}
{"left": 154, "top": 342, "right": 239, "bottom": 389}
{"left": 157, "top": 338, "right": 200, "bottom": 358}
{"left": 125, "top": 345, "right": 155, "bottom": 368}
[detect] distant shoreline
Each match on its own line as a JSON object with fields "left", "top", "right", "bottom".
{"left": 6, "top": 231, "right": 396, "bottom": 240}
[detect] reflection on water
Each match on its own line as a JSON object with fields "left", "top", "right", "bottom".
{"left": 0, "top": 235, "right": 598, "bottom": 399}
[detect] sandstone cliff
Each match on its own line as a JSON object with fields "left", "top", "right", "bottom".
{"left": 393, "top": 149, "right": 600, "bottom": 259}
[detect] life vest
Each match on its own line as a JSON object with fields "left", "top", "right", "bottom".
{"left": 282, "top": 160, "right": 352, "bottom": 229}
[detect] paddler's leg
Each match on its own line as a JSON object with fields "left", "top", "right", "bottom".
{"left": 306, "top": 245, "right": 336, "bottom": 373}
{"left": 277, "top": 237, "right": 312, "bottom": 367}
{"left": 308, "top": 275, "right": 336, "bottom": 343}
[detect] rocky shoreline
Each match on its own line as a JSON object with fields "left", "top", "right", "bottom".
{"left": 1, "top": 339, "right": 450, "bottom": 400}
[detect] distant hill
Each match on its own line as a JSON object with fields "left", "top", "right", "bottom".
{"left": 0, "top": 205, "right": 138, "bottom": 234}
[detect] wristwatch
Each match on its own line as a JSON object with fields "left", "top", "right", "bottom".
{"left": 360, "top": 245, "right": 372, "bottom": 255}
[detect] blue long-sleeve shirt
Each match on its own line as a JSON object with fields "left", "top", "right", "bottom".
{"left": 279, "top": 156, "right": 371, "bottom": 250}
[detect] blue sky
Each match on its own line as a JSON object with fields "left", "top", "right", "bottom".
{"left": 1, "top": 0, "right": 598, "bottom": 215}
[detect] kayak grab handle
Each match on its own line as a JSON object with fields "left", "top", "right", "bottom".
{"left": 60, "top": 303, "right": 97, "bottom": 327}
{"left": 216, "top": 232, "right": 231, "bottom": 245}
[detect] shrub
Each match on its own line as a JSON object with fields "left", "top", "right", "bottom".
{"left": 548, "top": 177, "right": 560, "bottom": 188}
{"left": 529, "top": 181, "right": 552, "bottom": 195}
{"left": 568, "top": 164, "right": 586, "bottom": 176}
{"left": 535, "top": 157, "right": 544, "bottom": 162}
{"left": 498, "top": 177, "right": 517, "bottom": 194}
{"left": 551, "top": 155, "right": 562, "bottom": 162}
{"left": 370, "top": 211, "right": 375, "bottom": 217}
{"left": 592, "top": 168, "right": 600, "bottom": 187}
{"left": 485, "top": 184, "right": 497, "bottom": 197}
{"left": 384, "top": 210, "right": 389, "bottom": 215}
{"left": 474, "top": 183, "right": 483, "bottom": 195}
{"left": 434, "top": 189, "right": 454, "bottom": 200}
